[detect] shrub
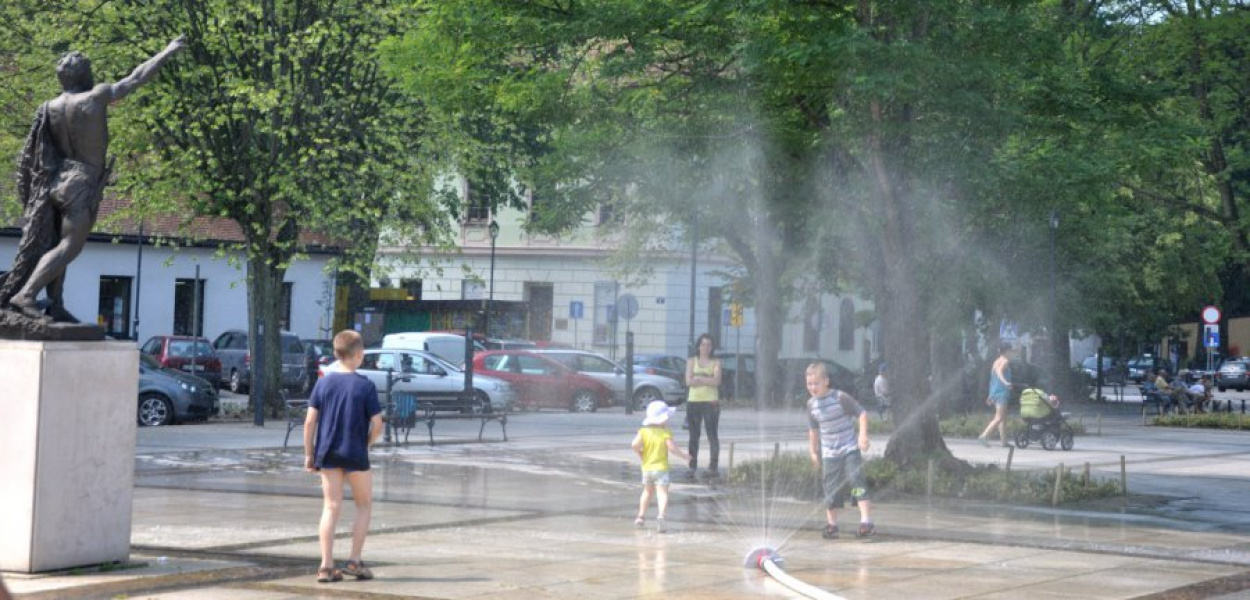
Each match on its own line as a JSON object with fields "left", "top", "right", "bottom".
{"left": 730, "top": 452, "right": 1121, "bottom": 505}
{"left": 867, "top": 414, "right": 1086, "bottom": 437}
{"left": 1153, "top": 412, "right": 1250, "bottom": 430}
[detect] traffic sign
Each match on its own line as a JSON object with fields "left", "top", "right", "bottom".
{"left": 617, "top": 294, "right": 639, "bottom": 320}
{"left": 569, "top": 300, "right": 584, "bottom": 319}
{"left": 1205, "top": 324, "right": 1219, "bottom": 348}
{"left": 1202, "top": 305, "right": 1221, "bottom": 324}
{"left": 730, "top": 302, "right": 743, "bottom": 327}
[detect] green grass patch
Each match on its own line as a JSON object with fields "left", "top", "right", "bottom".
{"left": 868, "top": 414, "right": 1086, "bottom": 437}
{"left": 729, "top": 452, "right": 1121, "bottom": 506}
{"left": 1153, "top": 412, "right": 1250, "bottom": 430}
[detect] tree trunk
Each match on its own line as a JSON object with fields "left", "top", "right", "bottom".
{"left": 246, "top": 252, "right": 288, "bottom": 420}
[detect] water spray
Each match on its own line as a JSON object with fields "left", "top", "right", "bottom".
{"left": 744, "top": 546, "right": 847, "bottom": 600}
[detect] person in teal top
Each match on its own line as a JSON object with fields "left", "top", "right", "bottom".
{"left": 978, "top": 341, "right": 1014, "bottom": 447}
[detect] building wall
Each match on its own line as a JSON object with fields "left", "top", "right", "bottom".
{"left": 0, "top": 237, "right": 336, "bottom": 343}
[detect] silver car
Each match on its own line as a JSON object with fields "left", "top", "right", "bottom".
{"left": 341, "top": 348, "right": 514, "bottom": 413}
{"left": 536, "top": 349, "right": 686, "bottom": 409}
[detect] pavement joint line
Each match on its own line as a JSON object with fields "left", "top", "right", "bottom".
{"left": 13, "top": 564, "right": 308, "bottom": 600}
{"left": 239, "top": 581, "right": 444, "bottom": 599}
{"left": 1132, "top": 570, "right": 1250, "bottom": 599}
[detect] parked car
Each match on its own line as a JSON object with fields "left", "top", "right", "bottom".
{"left": 715, "top": 352, "right": 756, "bottom": 399}
{"left": 775, "top": 357, "right": 858, "bottom": 406}
{"left": 138, "top": 353, "right": 219, "bottom": 426}
{"left": 300, "top": 338, "right": 334, "bottom": 396}
{"left": 1127, "top": 355, "right": 1174, "bottom": 382}
{"left": 632, "top": 354, "right": 687, "bottom": 384}
{"left": 484, "top": 338, "right": 539, "bottom": 350}
{"left": 1215, "top": 359, "right": 1250, "bottom": 392}
{"left": 327, "top": 348, "right": 514, "bottom": 413}
{"left": 1080, "top": 356, "right": 1126, "bottom": 384}
{"left": 381, "top": 332, "right": 479, "bottom": 364}
{"left": 212, "top": 329, "right": 307, "bottom": 393}
{"left": 474, "top": 350, "right": 613, "bottom": 412}
{"left": 535, "top": 349, "right": 686, "bottom": 408}
{"left": 139, "top": 335, "right": 222, "bottom": 388}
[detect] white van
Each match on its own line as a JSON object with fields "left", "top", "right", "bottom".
{"left": 381, "top": 332, "right": 477, "bottom": 364}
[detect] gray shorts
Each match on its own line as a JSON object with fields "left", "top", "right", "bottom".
{"left": 821, "top": 451, "right": 868, "bottom": 508}
{"left": 641, "top": 470, "right": 671, "bottom": 487}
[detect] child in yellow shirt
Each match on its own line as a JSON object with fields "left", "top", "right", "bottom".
{"left": 631, "top": 401, "right": 691, "bottom": 533}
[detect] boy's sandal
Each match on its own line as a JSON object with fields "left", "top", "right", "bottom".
{"left": 343, "top": 560, "right": 374, "bottom": 580}
{"left": 821, "top": 524, "right": 839, "bottom": 539}
{"left": 316, "top": 567, "right": 343, "bottom": 583}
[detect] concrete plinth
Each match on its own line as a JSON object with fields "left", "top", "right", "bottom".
{"left": 0, "top": 341, "right": 138, "bottom": 573}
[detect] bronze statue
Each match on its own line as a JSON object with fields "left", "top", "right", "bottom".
{"left": 0, "top": 37, "right": 184, "bottom": 340}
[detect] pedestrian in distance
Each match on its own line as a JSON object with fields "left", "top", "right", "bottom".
{"left": 806, "top": 361, "right": 875, "bottom": 540}
{"left": 684, "top": 333, "right": 722, "bottom": 481}
{"left": 978, "top": 342, "right": 1014, "bottom": 447}
{"left": 303, "top": 329, "right": 384, "bottom": 584}
{"left": 632, "top": 400, "right": 691, "bottom": 533}
{"left": 873, "top": 362, "right": 892, "bottom": 419}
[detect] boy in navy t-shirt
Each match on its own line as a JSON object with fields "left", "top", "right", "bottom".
{"left": 303, "top": 329, "right": 383, "bottom": 583}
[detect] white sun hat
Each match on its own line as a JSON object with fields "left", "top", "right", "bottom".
{"left": 642, "top": 400, "right": 674, "bottom": 426}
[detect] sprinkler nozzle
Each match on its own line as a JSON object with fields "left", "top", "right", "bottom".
{"left": 744, "top": 546, "right": 783, "bottom": 570}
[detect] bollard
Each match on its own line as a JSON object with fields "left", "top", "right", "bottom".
{"left": 1083, "top": 462, "right": 1090, "bottom": 489}
{"left": 1006, "top": 446, "right": 1014, "bottom": 474}
{"left": 1121, "top": 455, "right": 1128, "bottom": 496}
{"left": 1052, "top": 463, "right": 1064, "bottom": 506}
{"left": 728, "top": 442, "right": 735, "bottom": 471}
{"left": 926, "top": 459, "right": 935, "bottom": 502}
{"left": 1097, "top": 414, "right": 1102, "bottom": 436}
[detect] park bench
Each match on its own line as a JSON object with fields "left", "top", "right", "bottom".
{"left": 1138, "top": 385, "right": 1166, "bottom": 417}
{"left": 388, "top": 392, "right": 508, "bottom": 446}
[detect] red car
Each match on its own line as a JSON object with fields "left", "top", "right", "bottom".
{"left": 473, "top": 350, "right": 612, "bottom": 412}
{"left": 140, "top": 335, "right": 223, "bottom": 388}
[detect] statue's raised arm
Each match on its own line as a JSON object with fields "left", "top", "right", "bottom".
{"left": 110, "top": 36, "right": 185, "bottom": 101}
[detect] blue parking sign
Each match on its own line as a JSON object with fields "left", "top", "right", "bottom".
{"left": 570, "top": 300, "right": 584, "bottom": 319}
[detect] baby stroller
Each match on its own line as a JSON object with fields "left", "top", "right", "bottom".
{"left": 1013, "top": 388, "right": 1074, "bottom": 451}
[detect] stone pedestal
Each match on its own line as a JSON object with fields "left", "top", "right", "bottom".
{"left": 0, "top": 341, "right": 138, "bottom": 573}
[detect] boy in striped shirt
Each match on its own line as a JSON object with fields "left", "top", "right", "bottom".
{"left": 807, "top": 361, "right": 875, "bottom": 539}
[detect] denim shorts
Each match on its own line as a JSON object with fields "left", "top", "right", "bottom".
{"left": 821, "top": 451, "right": 868, "bottom": 508}
{"left": 641, "top": 470, "right": 672, "bottom": 487}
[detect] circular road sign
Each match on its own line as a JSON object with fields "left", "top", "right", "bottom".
{"left": 1202, "top": 306, "right": 1221, "bottom": 324}
{"left": 617, "top": 294, "right": 639, "bottom": 320}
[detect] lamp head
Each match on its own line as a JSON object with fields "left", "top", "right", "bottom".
{"left": 488, "top": 220, "right": 500, "bottom": 240}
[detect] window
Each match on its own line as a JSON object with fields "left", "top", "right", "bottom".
{"left": 140, "top": 338, "right": 161, "bottom": 355}
{"left": 98, "top": 276, "right": 132, "bottom": 339}
{"left": 280, "top": 282, "right": 293, "bottom": 331}
{"left": 517, "top": 354, "right": 552, "bottom": 375}
{"left": 173, "top": 278, "right": 205, "bottom": 336}
{"left": 593, "top": 280, "right": 617, "bottom": 346}
{"left": 803, "top": 297, "right": 822, "bottom": 353}
{"left": 464, "top": 180, "right": 491, "bottom": 223}
{"left": 360, "top": 351, "right": 395, "bottom": 371}
{"left": 577, "top": 354, "right": 617, "bottom": 374}
{"left": 463, "top": 279, "right": 485, "bottom": 300}
{"left": 401, "top": 278, "right": 422, "bottom": 301}
{"left": 597, "top": 203, "right": 615, "bottom": 226}
{"left": 483, "top": 354, "right": 510, "bottom": 371}
{"left": 838, "top": 298, "right": 855, "bottom": 351}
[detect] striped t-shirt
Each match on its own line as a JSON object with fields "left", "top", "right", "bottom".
{"left": 807, "top": 390, "right": 865, "bottom": 458}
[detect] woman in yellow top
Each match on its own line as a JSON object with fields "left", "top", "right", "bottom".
{"left": 685, "top": 333, "right": 722, "bottom": 480}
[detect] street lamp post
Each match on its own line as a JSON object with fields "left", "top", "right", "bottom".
{"left": 1049, "top": 210, "right": 1060, "bottom": 379}
{"left": 486, "top": 220, "right": 499, "bottom": 339}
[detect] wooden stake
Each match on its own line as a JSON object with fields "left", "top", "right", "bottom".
{"left": 1052, "top": 463, "right": 1064, "bottom": 506}
{"left": 1120, "top": 455, "right": 1128, "bottom": 496}
{"left": 773, "top": 442, "right": 780, "bottom": 462}
{"left": 1083, "top": 462, "right": 1090, "bottom": 489}
{"left": 1097, "top": 413, "right": 1102, "bottom": 436}
{"left": 728, "top": 442, "right": 735, "bottom": 471}
{"left": 926, "top": 459, "right": 935, "bottom": 502}
{"left": 1006, "top": 446, "right": 1014, "bottom": 474}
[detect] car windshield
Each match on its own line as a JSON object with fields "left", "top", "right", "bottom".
{"left": 169, "top": 340, "right": 213, "bottom": 357}
{"left": 282, "top": 336, "right": 304, "bottom": 353}
{"left": 140, "top": 353, "right": 161, "bottom": 369}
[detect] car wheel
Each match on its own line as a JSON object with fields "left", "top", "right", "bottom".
{"left": 1060, "top": 430, "right": 1075, "bottom": 451}
{"left": 229, "top": 369, "right": 246, "bottom": 394}
{"left": 633, "top": 387, "right": 662, "bottom": 411}
{"left": 138, "top": 393, "right": 174, "bottom": 427}
{"left": 570, "top": 390, "right": 597, "bottom": 413}
{"left": 464, "top": 390, "right": 489, "bottom": 414}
